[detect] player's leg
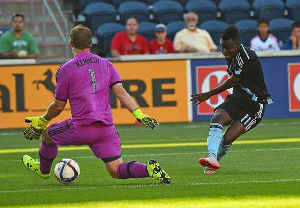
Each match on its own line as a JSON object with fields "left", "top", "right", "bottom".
{"left": 217, "top": 120, "right": 245, "bottom": 161}
{"left": 88, "top": 124, "right": 170, "bottom": 184}
{"left": 22, "top": 119, "right": 74, "bottom": 179}
{"left": 199, "top": 108, "right": 232, "bottom": 170}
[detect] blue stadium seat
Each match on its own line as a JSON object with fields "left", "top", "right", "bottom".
{"left": 185, "top": 0, "right": 217, "bottom": 24}
{"left": 219, "top": 0, "right": 251, "bottom": 24}
{"left": 138, "top": 22, "right": 157, "bottom": 41}
{"left": 153, "top": 0, "right": 184, "bottom": 24}
{"left": 270, "top": 18, "right": 295, "bottom": 43}
{"left": 286, "top": 0, "right": 300, "bottom": 22}
{"left": 166, "top": 21, "right": 186, "bottom": 41}
{"left": 82, "top": 2, "right": 117, "bottom": 32}
{"left": 253, "top": 0, "right": 285, "bottom": 20}
{"left": 73, "top": 0, "right": 105, "bottom": 13}
{"left": 112, "top": 0, "right": 138, "bottom": 8}
{"left": 148, "top": 0, "right": 180, "bottom": 5}
{"left": 200, "top": 20, "right": 228, "bottom": 48}
{"left": 119, "top": 1, "right": 150, "bottom": 24}
{"left": 95, "top": 23, "right": 125, "bottom": 57}
{"left": 235, "top": 19, "right": 258, "bottom": 47}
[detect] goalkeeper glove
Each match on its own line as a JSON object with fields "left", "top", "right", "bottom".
{"left": 25, "top": 116, "right": 49, "bottom": 129}
{"left": 23, "top": 116, "right": 49, "bottom": 140}
{"left": 132, "top": 108, "right": 159, "bottom": 129}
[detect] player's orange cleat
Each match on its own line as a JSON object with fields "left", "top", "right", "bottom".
{"left": 199, "top": 153, "right": 220, "bottom": 169}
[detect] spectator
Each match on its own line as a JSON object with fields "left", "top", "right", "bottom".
{"left": 250, "top": 19, "right": 280, "bottom": 51}
{"left": 0, "top": 13, "right": 39, "bottom": 59}
{"left": 281, "top": 22, "right": 300, "bottom": 50}
{"left": 110, "top": 18, "right": 149, "bottom": 57}
{"left": 149, "top": 24, "right": 175, "bottom": 54}
{"left": 173, "top": 12, "right": 217, "bottom": 53}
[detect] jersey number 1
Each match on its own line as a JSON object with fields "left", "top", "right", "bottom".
{"left": 88, "top": 68, "right": 97, "bottom": 92}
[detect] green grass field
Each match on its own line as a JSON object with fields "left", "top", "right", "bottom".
{"left": 0, "top": 118, "right": 299, "bottom": 208}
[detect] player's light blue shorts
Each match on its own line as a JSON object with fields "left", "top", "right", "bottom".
{"left": 48, "top": 119, "right": 121, "bottom": 163}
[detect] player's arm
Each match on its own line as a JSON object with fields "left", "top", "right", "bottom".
{"left": 191, "top": 75, "right": 240, "bottom": 105}
{"left": 42, "top": 99, "right": 67, "bottom": 121}
{"left": 112, "top": 82, "right": 158, "bottom": 129}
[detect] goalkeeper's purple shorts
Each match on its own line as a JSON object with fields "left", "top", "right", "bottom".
{"left": 47, "top": 119, "right": 121, "bottom": 163}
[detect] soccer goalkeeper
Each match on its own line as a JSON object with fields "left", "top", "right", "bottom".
{"left": 22, "top": 25, "right": 170, "bottom": 184}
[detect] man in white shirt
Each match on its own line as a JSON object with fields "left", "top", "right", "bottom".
{"left": 250, "top": 19, "right": 280, "bottom": 51}
{"left": 173, "top": 12, "right": 217, "bottom": 53}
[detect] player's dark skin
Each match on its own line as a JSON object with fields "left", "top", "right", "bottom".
{"left": 190, "top": 38, "right": 246, "bottom": 145}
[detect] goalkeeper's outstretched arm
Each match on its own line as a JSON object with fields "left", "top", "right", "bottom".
{"left": 112, "top": 83, "right": 158, "bottom": 129}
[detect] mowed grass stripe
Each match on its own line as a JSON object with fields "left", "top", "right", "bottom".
{"left": 0, "top": 138, "right": 299, "bottom": 154}
{"left": 1, "top": 178, "right": 300, "bottom": 193}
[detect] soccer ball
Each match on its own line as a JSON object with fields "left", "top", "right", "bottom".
{"left": 54, "top": 159, "right": 80, "bottom": 184}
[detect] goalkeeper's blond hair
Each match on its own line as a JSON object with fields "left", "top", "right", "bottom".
{"left": 69, "top": 24, "right": 92, "bottom": 50}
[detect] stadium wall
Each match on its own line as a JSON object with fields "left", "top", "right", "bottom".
{"left": 0, "top": 51, "right": 299, "bottom": 129}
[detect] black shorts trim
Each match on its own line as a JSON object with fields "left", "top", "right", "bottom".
{"left": 101, "top": 155, "right": 121, "bottom": 163}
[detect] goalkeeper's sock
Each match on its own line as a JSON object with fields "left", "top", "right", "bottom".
{"left": 207, "top": 123, "right": 223, "bottom": 155}
{"left": 39, "top": 140, "right": 58, "bottom": 174}
{"left": 117, "top": 161, "right": 149, "bottom": 179}
{"left": 217, "top": 141, "right": 232, "bottom": 161}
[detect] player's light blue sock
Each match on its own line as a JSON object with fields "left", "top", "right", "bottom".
{"left": 207, "top": 123, "right": 223, "bottom": 155}
{"left": 217, "top": 142, "right": 232, "bottom": 161}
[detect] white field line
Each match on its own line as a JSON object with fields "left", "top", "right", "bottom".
{"left": 0, "top": 147, "right": 299, "bottom": 163}
{"left": 1, "top": 121, "right": 300, "bottom": 135}
{"left": 1, "top": 178, "right": 299, "bottom": 194}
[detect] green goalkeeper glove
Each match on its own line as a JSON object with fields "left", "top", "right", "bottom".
{"left": 132, "top": 108, "right": 159, "bottom": 129}
{"left": 23, "top": 116, "right": 49, "bottom": 140}
{"left": 25, "top": 116, "right": 49, "bottom": 129}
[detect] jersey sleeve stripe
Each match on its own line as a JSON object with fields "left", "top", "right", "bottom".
{"left": 110, "top": 81, "right": 122, "bottom": 88}
{"left": 241, "top": 44, "right": 250, "bottom": 60}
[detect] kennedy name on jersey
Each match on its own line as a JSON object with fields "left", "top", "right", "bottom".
{"left": 75, "top": 57, "right": 100, "bottom": 67}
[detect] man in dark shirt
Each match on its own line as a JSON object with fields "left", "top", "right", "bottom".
{"left": 191, "top": 26, "right": 272, "bottom": 174}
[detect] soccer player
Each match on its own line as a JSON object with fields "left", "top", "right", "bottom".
{"left": 22, "top": 25, "right": 170, "bottom": 184}
{"left": 191, "top": 26, "right": 272, "bottom": 174}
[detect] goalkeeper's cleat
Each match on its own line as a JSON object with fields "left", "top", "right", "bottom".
{"left": 203, "top": 167, "right": 216, "bottom": 174}
{"left": 199, "top": 153, "right": 220, "bottom": 169}
{"left": 147, "top": 160, "right": 170, "bottom": 185}
{"left": 22, "top": 154, "right": 50, "bottom": 179}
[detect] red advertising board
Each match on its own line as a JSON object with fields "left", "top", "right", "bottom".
{"left": 195, "top": 66, "right": 232, "bottom": 115}
{"left": 288, "top": 63, "right": 300, "bottom": 112}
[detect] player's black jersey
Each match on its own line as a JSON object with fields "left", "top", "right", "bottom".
{"left": 227, "top": 44, "right": 272, "bottom": 104}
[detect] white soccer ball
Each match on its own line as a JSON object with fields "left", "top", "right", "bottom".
{"left": 54, "top": 159, "right": 80, "bottom": 184}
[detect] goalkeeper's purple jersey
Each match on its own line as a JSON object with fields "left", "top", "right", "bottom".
{"left": 54, "top": 50, "right": 121, "bottom": 125}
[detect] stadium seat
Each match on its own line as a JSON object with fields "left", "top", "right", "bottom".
{"left": 82, "top": 2, "right": 117, "bottom": 32}
{"left": 95, "top": 23, "right": 125, "bottom": 57}
{"left": 152, "top": 0, "right": 184, "bottom": 24}
{"left": 112, "top": 0, "right": 138, "bottom": 8}
{"left": 166, "top": 21, "right": 186, "bottom": 41}
{"left": 270, "top": 18, "right": 295, "bottom": 43}
{"left": 73, "top": 0, "right": 105, "bottom": 14}
{"left": 235, "top": 19, "right": 258, "bottom": 47}
{"left": 138, "top": 22, "right": 157, "bottom": 41}
{"left": 148, "top": 0, "right": 180, "bottom": 5}
{"left": 219, "top": 0, "right": 251, "bottom": 24}
{"left": 119, "top": 1, "right": 150, "bottom": 24}
{"left": 200, "top": 20, "right": 228, "bottom": 48}
{"left": 253, "top": 0, "right": 285, "bottom": 20}
{"left": 286, "top": 0, "right": 300, "bottom": 22}
{"left": 185, "top": 0, "right": 217, "bottom": 24}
